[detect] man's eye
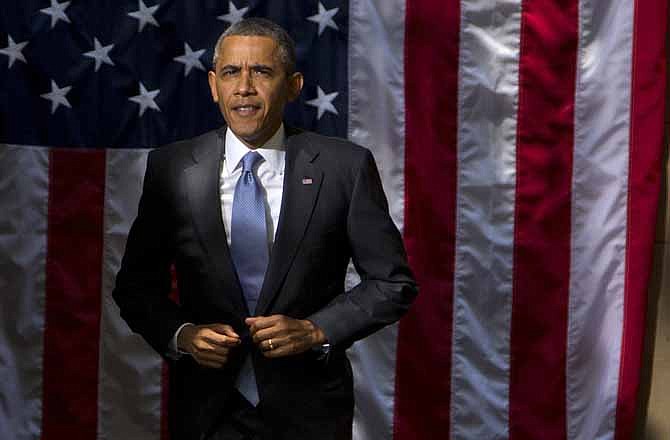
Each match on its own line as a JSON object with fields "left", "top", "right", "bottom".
{"left": 253, "top": 69, "right": 271, "bottom": 77}
{"left": 221, "top": 70, "right": 237, "bottom": 77}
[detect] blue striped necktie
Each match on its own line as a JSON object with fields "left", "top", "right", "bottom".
{"left": 230, "top": 151, "right": 267, "bottom": 406}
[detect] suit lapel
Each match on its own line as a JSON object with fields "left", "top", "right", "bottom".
{"left": 255, "top": 133, "right": 323, "bottom": 315}
{"left": 184, "top": 129, "right": 247, "bottom": 317}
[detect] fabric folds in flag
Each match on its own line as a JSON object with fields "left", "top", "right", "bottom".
{"left": 0, "top": 1, "right": 666, "bottom": 439}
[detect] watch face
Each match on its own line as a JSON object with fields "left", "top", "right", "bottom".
{"left": 316, "top": 343, "right": 331, "bottom": 360}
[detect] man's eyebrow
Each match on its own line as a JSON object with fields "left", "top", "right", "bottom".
{"left": 250, "top": 64, "right": 274, "bottom": 71}
{"left": 220, "top": 64, "right": 240, "bottom": 71}
{"left": 217, "top": 64, "right": 274, "bottom": 72}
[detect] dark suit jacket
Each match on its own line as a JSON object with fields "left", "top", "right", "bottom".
{"left": 112, "top": 126, "right": 417, "bottom": 440}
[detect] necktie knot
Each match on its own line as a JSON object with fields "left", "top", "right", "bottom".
{"left": 240, "top": 151, "right": 263, "bottom": 173}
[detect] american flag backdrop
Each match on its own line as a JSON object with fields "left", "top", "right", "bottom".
{"left": 0, "top": 0, "right": 667, "bottom": 439}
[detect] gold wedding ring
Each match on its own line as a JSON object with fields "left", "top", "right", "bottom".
{"left": 268, "top": 339, "right": 274, "bottom": 350}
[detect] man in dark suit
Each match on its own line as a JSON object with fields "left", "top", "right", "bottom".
{"left": 113, "top": 17, "right": 417, "bottom": 440}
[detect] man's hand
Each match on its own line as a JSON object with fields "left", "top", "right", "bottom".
{"left": 246, "top": 315, "right": 327, "bottom": 358}
{"left": 177, "top": 323, "right": 241, "bottom": 368}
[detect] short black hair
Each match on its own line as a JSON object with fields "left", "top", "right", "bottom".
{"left": 212, "top": 17, "right": 297, "bottom": 74}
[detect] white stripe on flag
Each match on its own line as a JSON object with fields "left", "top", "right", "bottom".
{"left": 98, "top": 149, "right": 164, "bottom": 440}
{"left": 0, "top": 145, "right": 49, "bottom": 440}
{"left": 451, "top": 2, "right": 522, "bottom": 438}
{"left": 566, "top": 0, "right": 633, "bottom": 438}
{"left": 347, "top": 1, "right": 406, "bottom": 439}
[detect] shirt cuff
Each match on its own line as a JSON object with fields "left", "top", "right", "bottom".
{"left": 167, "top": 322, "right": 194, "bottom": 360}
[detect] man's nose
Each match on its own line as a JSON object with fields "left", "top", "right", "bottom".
{"left": 236, "top": 70, "right": 256, "bottom": 95}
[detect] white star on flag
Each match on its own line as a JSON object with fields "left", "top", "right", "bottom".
{"left": 129, "top": 82, "right": 161, "bottom": 117}
{"left": 40, "top": 0, "right": 72, "bottom": 29}
{"left": 41, "top": 80, "right": 72, "bottom": 114}
{"left": 84, "top": 38, "right": 115, "bottom": 72}
{"left": 306, "top": 86, "right": 339, "bottom": 120}
{"left": 307, "top": 2, "right": 339, "bottom": 36}
{"left": 0, "top": 36, "right": 28, "bottom": 68}
{"left": 128, "top": 0, "right": 160, "bottom": 32}
{"left": 217, "top": 1, "right": 249, "bottom": 25}
{"left": 174, "top": 43, "right": 206, "bottom": 77}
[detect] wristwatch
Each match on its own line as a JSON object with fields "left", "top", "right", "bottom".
{"left": 315, "top": 343, "right": 331, "bottom": 361}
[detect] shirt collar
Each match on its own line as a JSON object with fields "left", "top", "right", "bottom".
{"left": 225, "top": 124, "right": 285, "bottom": 175}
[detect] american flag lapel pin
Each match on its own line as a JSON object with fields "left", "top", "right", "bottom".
{"left": 302, "top": 177, "right": 313, "bottom": 185}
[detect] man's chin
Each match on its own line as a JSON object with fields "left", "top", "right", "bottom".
{"left": 227, "top": 122, "right": 280, "bottom": 148}
{"left": 228, "top": 128, "right": 267, "bottom": 148}
{"left": 227, "top": 125, "right": 256, "bottom": 139}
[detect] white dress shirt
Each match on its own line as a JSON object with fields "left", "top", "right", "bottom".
{"left": 169, "top": 125, "right": 286, "bottom": 355}
{"left": 220, "top": 124, "right": 285, "bottom": 248}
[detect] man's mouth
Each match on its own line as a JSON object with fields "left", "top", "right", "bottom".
{"left": 232, "top": 104, "right": 261, "bottom": 116}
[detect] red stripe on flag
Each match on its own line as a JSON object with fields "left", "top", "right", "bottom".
{"left": 394, "top": 0, "right": 460, "bottom": 438}
{"left": 616, "top": 1, "right": 668, "bottom": 438}
{"left": 42, "top": 149, "right": 106, "bottom": 440}
{"left": 510, "top": 2, "right": 578, "bottom": 439}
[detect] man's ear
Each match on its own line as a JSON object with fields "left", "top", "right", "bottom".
{"left": 287, "top": 72, "right": 304, "bottom": 102}
{"left": 208, "top": 70, "right": 219, "bottom": 103}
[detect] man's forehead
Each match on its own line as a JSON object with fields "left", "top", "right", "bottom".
{"left": 217, "top": 35, "right": 280, "bottom": 64}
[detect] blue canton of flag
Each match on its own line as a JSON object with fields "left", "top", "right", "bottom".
{"left": 0, "top": 0, "right": 347, "bottom": 148}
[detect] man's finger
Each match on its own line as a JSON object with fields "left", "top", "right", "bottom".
{"left": 246, "top": 315, "right": 282, "bottom": 333}
{"left": 259, "top": 335, "right": 291, "bottom": 352}
{"left": 191, "top": 339, "right": 230, "bottom": 354}
{"left": 210, "top": 323, "right": 240, "bottom": 338}
{"left": 251, "top": 326, "right": 285, "bottom": 344}
{"left": 210, "top": 345, "right": 233, "bottom": 357}
{"left": 202, "top": 330, "right": 240, "bottom": 347}
{"left": 262, "top": 342, "right": 296, "bottom": 358}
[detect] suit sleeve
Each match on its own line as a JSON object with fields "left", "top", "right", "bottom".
{"left": 307, "top": 149, "right": 418, "bottom": 347}
{"left": 112, "top": 151, "right": 186, "bottom": 358}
